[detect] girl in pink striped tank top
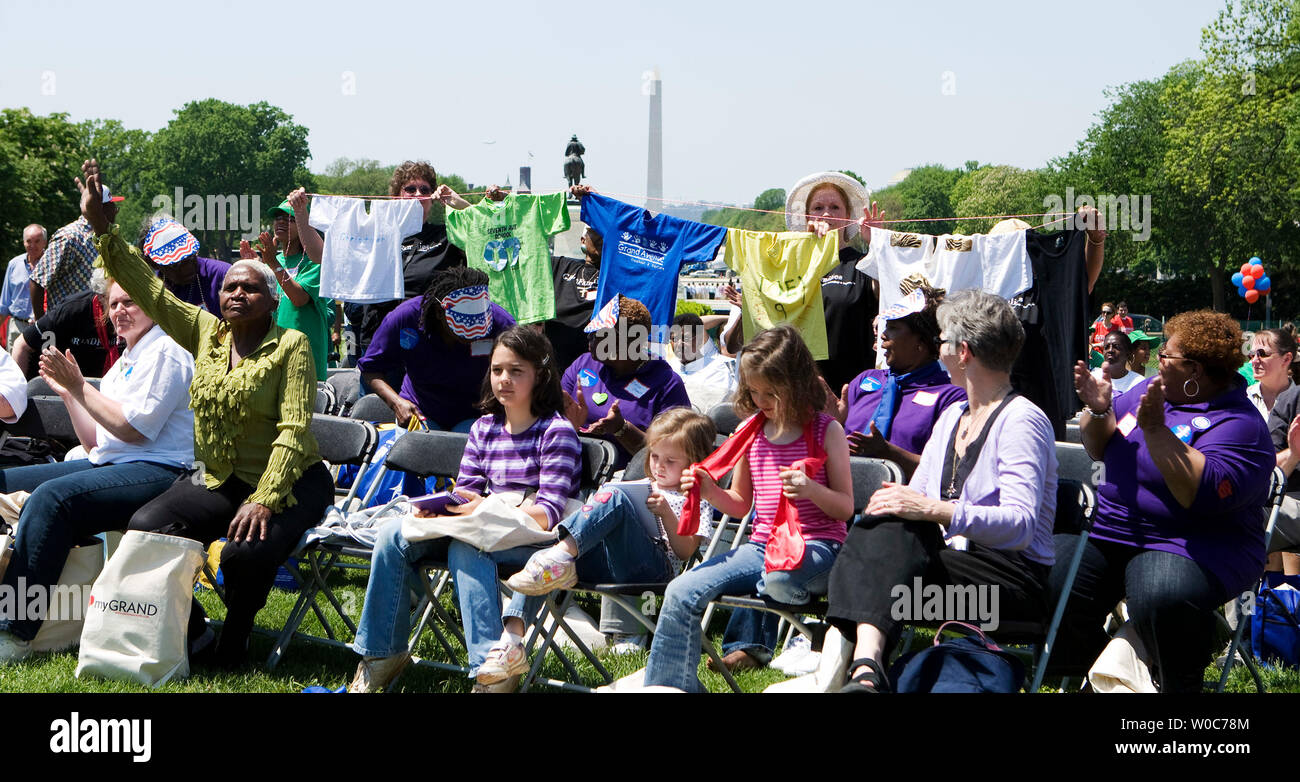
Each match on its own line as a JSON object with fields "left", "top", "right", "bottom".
{"left": 645, "top": 325, "right": 855, "bottom": 691}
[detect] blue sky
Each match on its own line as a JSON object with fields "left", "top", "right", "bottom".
{"left": 0, "top": 0, "right": 1228, "bottom": 205}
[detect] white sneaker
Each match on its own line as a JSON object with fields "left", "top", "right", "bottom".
{"left": 505, "top": 548, "right": 577, "bottom": 595}
{"left": 0, "top": 630, "right": 32, "bottom": 665}
{"left": 477, "top": 635, "right": 528, "bottom": 685}
{"left": 606, "top": 633, "right": 648, "bottom": 655}
{"left": 770, "top": 634, "right": 813, "bottom": 674}
{"left": 763, "top": 627, "right": 851, "bottom": 693}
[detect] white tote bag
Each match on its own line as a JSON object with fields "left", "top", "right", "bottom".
{"left": 401, "top": 492, "right": 580, "bottom": 552}
{"left": 30, "top": 538, "right": 104, "bottom": 653}
{"left": 75, "top": 530, "right": 204, "bottom": 688}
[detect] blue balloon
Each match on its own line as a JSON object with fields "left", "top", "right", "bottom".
{"left": 1258, "top": 276, "right": 1271, "bottom": 292}
{"left": 1238, "top": 286, "right": 1249, "bottom": 298}
{"left": 1232, "top": 272, "right": 1245, "bottom": 286}
{"left": 1250, "top": 256, "right": 1263, "bottom": 266}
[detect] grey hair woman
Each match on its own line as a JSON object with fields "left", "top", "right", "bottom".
{"left": 821, "top": 289, "right": 1058, "bottom": 692}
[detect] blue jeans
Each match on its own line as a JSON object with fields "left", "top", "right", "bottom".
{"left": 446, "top": 540, "right": 544, "bottom": 675}
{"left": 351, "top": 517, "right": 453, "bottom": 659}
{"left": 643, "top": 538, "right": 840, "bottom": 692}
{"left": 1050, "top": 535, "right": 1229, "bottom": 693}
{"left": 721, "top": 607, "right": 780, "bottom": 662}
{"left": 0, "top": 459, "right": 185, "bottom": 641}
{"left": 501, "top": 487, "right": 677, "bottom": 635}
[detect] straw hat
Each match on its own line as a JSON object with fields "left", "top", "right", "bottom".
{"left": 785, "top": 172, "right": 871, "bottom": 240}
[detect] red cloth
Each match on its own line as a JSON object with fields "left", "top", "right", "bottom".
{"left": 91, "top": 295, "right": 120, "bottom": 376}
{"left": 677, "top": 413, "right": 828, "bottom": 572}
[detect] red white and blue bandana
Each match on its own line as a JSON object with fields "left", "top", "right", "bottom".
{"left": 142, "top": 218, "right": 200, "bottom": 266}
{"left": 441, "top": 285, "right": 491, "bottom": 340}
{"left": 584, "top": 296, "right": 620, "bottom": 334}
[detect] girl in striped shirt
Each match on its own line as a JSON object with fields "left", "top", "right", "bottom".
{"left": 350, "top": 325, "right": 581, "bottom": 692}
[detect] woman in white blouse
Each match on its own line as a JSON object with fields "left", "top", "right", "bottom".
{"left": 0, "top": 273, "right": 195, "bottom": 663}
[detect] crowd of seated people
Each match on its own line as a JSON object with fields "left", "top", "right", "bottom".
{"left": 0, "top": 158, "right": 1286, "bottom": 697}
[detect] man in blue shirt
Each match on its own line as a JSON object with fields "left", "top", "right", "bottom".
{"left": 2, "top": 224, "right": 46, "bottom": 350}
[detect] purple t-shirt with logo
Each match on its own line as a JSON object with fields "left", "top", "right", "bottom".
{"left": 1092, "top": 376, "right": 1274, "bottom": 595}
{"left": 843, "top": 368, "right": 967, "bottom": 456}
{"left": 357, "top": 296, "right": 515, "bottom": 430}
{"left": 561, "top": 351, "right": 691, "bottom": 466}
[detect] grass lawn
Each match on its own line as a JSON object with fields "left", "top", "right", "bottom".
{"left": 1, "top": 556, "right": 1294, "bottom": 693}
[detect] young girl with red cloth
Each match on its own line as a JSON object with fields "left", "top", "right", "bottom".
{"left": 642, "top": 325, "right": 854, "bottom": 692}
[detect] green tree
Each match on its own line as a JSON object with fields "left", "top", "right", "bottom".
{"left": 0, "top": 109, "right": 86, "bottom": 248}
{"left": 80, "top": 119, "right": 154, "bottom": 244}
{"left": 948, "top": 165, "right": 1050, "bottom": 234}
{"left": 148, "top": 99, "right": 314, "bottom": 257}
{"left": 873, "top": 164, "right": 965, "bottom": 234}
{"left": 315, "top": 157, "right": 393, "bottom": 198}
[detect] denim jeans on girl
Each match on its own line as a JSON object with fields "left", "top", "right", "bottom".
{"left": 500, "top": 487, "right": 677, "bottom": 636}
{"left": 643, "top": 538, "right": 840, "bottom": 692}
{"left": 0, "top": 459, "right": 186, "bottom": 641}
{"left": 351, "top": 517, "right": 454, "bottom": 659}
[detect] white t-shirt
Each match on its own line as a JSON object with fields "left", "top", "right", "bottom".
{"left": 88, "top": 325, "right": 196, "bottom": 468}
{"left": 0, "top": 348, "right": 27, "bottom": 424}
{"left": 666, "top": 340, "right": 737, "bottom": 414}
{"left": 859, "top": 228, "right": 1032, "bottom": 315}
{"left": 309, "top": 196, "right": 425, "bottom": 304}
{"left": 1093, "top": 367, "right": 1147, "bottom": 397}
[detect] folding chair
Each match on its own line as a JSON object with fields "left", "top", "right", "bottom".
{"left": 314, "top": 382, "right": 337, "bottom": 415}
{"left": 705, "top": 402, "right": 741, "bottom": 436}
{"left": 265, "top": 414, "right": 379, "bottom": 667}
{"left": 350, "top": 393, "right": 396, "bottom": 424}
{"left": 325, "top": 368, "right": 362, "bottom": 416}
{"left": 1216, "top": 466, "right": 1285, "bottom": 693}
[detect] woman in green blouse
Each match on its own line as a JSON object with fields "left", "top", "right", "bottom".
{"left": 76, "top": 160, "right": 333, "bottom": 668}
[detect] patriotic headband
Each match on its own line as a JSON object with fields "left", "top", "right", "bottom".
{"left": 584, "top": 296, "right": 620, "bottom": 334}
{"left": 142, "top": 218, "right": 200, "bottom": 266}
{"left": 878, "top": 288, "right": 928, "bottom": 322}
{"left": 441, "top": 285, "right": 491, "bottom": 341}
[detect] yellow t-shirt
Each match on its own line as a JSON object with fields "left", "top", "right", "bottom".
{"left": 723, "top": 230, "right": 839, "bottom": 360}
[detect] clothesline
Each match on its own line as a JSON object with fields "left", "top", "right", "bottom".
{"left": 303, "top": 189, "right": 1079, "bottom": 232}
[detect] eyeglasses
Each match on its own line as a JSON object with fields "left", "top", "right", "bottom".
{"left": 1249, "top": 349, "right": 1276, "bottom": 359}
{"left": 1157, "top": 351, "right": 1195, "bottom": 363}
{"left": 402, "top": 184, "right": 434, "bottom": 195}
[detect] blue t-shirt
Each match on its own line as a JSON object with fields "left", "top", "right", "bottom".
{"left": 580, "top": 193, "right": 728, "bottom": 332}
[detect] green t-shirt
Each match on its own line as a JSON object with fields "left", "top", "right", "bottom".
{"left": 445, "top": 192, "right": 571, "bottom": 324}
{"left": 276, "top": 251, "right": 331, "bottom": 381}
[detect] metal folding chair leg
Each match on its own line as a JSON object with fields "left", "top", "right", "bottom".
{"left": 520, "top": 591, "right": 611, "bottom": 693}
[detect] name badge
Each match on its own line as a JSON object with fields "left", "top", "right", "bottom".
{"left": 399, "top": 327, "right": 420, "bottom": 350}
{"left": 912, "top": 390, "right": 938, "bottom": 407}
{"left": 625, "top": 379, "right": 649, "bottom": 399}
{"left": 470, "top": 339, "right": 493, "bottom": 357}
{"left": 1117, "top": 412, "right": 1138, "bottom": 438}
{"left": 1192, "top": 416, "right": 1212, "bottom": 430}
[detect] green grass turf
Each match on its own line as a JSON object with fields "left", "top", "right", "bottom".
{"left": 1, "top": 558, "right": 1292, "bottom": 693}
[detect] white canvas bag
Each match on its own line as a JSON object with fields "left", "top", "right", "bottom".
{"left": 75, "top": 530, "right": 204, "bottom": 687}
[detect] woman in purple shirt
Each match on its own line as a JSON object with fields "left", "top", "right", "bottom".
{"left": 1061, "top": 310, "right": 1274, "bottom": 692}
{"left": 824, "top": 290, "right": 1057, "bottom": 692}
{"left": 824, "top": 282, "right": 965, "bottom": 479}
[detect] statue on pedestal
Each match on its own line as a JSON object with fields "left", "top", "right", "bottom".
{"left": 563, "top": 135, "right": 585, "bottom": 189}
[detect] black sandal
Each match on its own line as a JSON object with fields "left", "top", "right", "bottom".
{"left": 840, "top": 657, "right": 889, "bottom": 693}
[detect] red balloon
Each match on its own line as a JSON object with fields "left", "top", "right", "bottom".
{"left": 1242, "top": 263, "right": 1254, "bottom": 275}
{"left": 1251, "top": 264, "right": 1265, "bottom": 279}
{"left": 1246, "top": 289, "right": 1260, "bottom": 304}
{"left": 1243, "top": 275, "right": 1256, "bottom": 289}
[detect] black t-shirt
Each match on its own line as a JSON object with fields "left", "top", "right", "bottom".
{"left": 1268, "top": 384, "right": 1300, "bottom": 492}
{"left": 819, "top": 246, "right": 878, "bottom": 390}
{"left": 22, "top": 291, "right": 114, "bottom": 378}
{"left": 550, "top": 256, "right": 600, "bottom": 329}
{"left": 358, "top": 222, "right": 467, "bottom": 352}
{"left": 1011, "top": 229, "right": 1089, "bottom": 439}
